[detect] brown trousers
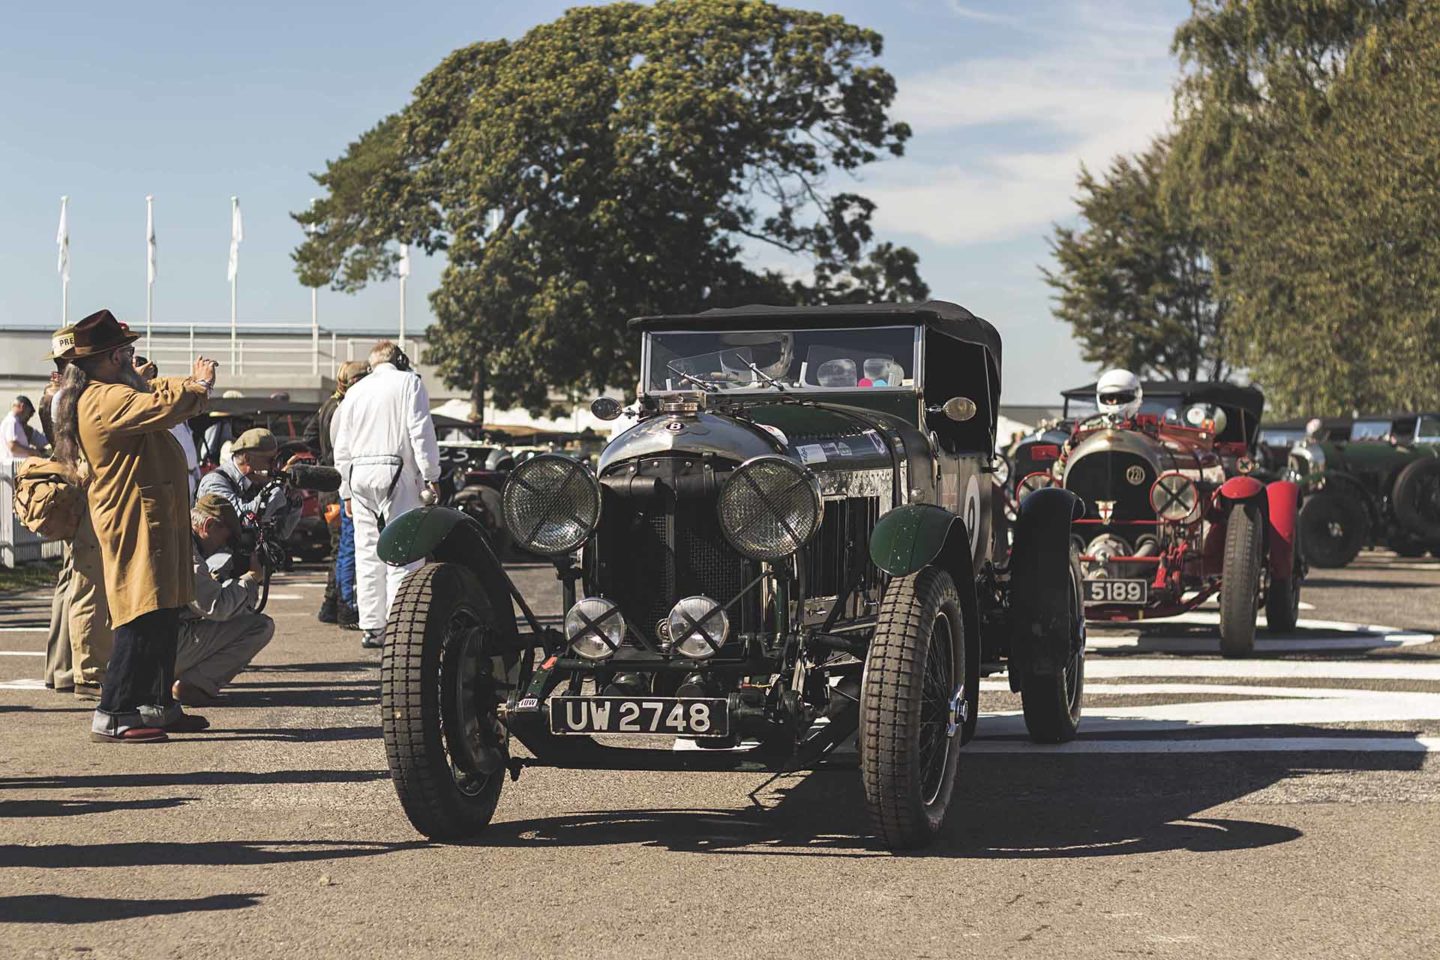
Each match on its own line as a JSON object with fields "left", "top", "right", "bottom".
{"left": 68, "top": 506, "right": 113, "bottom": 687}
{"left": 43, "top": 546, "right": 74, "bottom": 688}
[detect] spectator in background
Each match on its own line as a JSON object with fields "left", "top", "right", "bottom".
{"left": 332, "top": 341, "right": 440, "bottom": 649}
{"left": 197, "top": 428, "right": 304, "bottom": 538}
{"left": 39, "top": 328, "right": 75, "bottom": 693}
{"left": 173, "top": 494, "right": 274, "bottom": 706}
{"left": 51, "top": 309, "right": 215, "bottom": 742}
{"left": 2, "top": 395, "right": 47, "bottom": 461}
{"left": 135, "top": 356, "right": 200, "bottom": 499}
{"left": 306, "top": 360, "right": 368, "bottom": 626}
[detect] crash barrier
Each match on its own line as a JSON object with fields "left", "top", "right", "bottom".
{"left": 0, "top": 459, "right": 64, "bottom": 567}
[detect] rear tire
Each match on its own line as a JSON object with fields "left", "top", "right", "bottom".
{"left": 1220, "top": 502, "right": 1264, "bottom": 658}
{"left": 1299, "top": 492, "right": 1366, "bottom": 568}
{"left": 1393, "top": 458, "right": 1440, "bottom": 542}
{"left": 861, "top": 566, "right": 965, "bottom": 850}
{"left": 382, "top": 562, "right": 506, "bottom": 840}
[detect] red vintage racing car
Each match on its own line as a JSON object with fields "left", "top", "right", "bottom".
{"left": 1020, "top": 379, "right": 1302, "bottom": 657}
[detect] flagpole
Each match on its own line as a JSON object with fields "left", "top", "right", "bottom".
{"left": 58, "top": 196, "right": 69, "bottom": 325}
{"left": 229, "top": 196, "right": 238, "bottom": 372}
{"left": 145, "top": 195, "right": 154, "bottom": 353}
{"left": 399, "top": 274, "right": 407, "bottom": 351}
{"left": 308, "top": 198, "right": 318, "bottom": 377}
{"left": 398, "top": 241, "right": 410, "bottom": 352}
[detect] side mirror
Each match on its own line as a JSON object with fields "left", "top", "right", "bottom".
{"left": 590, "top": 397, "right": 622, "bottom": 421}
{"left": 940, "top": 397, "right": 977, "bottom": 422}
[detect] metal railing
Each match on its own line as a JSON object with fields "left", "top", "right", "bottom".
{"left": 135, "top": 322, "right": 401, "bottom": 382}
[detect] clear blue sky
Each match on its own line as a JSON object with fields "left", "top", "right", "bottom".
{"left": 0, "top": 0, "right": 1188, "bottom": 402}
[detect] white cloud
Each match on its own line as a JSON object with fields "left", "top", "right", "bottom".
{"left": 867, "top": 4, "right": 1179, "bottom": 246}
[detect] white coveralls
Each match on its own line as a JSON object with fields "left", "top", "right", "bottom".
{"left": 331, "top": 362, "right": 440, "bottom": 633}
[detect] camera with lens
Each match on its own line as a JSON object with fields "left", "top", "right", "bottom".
{"left": 219, "top": 464, "right": 342, "bottom": 595}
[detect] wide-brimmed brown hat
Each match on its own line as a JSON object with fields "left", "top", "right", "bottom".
{"left": 45, "top": 325, "right": 76, "bottom": 361}
{"left": 69, "top": 309, "right": 139, "bottom": 359}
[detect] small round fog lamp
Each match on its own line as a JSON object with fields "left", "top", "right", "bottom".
{"left": 564, "top": 597, "right": 626, "bottom": 660}
{"left": 667, "top": 596, "right": 730, "bottom": 659}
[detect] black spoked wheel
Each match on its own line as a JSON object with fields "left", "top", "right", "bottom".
{"left": 1299, "top": 491, "right": 1367, "bottom": 568}
{"left": 382, "top": 562, "right": 506, "bottom": 840}
{"left": 1220, "top": 502, "right": 1264, "bottom": 658}
{"left": 1019, "top": 551, "right": 1085, "bottom": 743}
{"left": 1394, "top": 459, "right": 1440, "bottom": 543}
{"left": 861, "top": 566, "right": 965, "bottom": 850}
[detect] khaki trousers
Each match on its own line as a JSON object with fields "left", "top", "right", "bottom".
{"left": 44, "top": 545, "right": 74, "bottom": 689}
{"left": 68, "top": 507, "right": 113, "bottom": 687}
{"left": 176, "top": 613, "right": 274, "bottom": 697}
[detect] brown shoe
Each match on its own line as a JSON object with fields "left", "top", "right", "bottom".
{"left": 74, "top": 683, "right": 102, "bottom": 702}
{"left": 172, "top": 680, "right": 222, "bottom": 707}
{"left": 90, "top": 726, "right": 168, "bottom": 743}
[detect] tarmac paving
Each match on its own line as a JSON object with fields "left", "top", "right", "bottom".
{"left": 2, "top": 550, "right": 1439, "bottom": 959}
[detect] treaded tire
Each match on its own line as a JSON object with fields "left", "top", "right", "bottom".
{"left": 381, "top": 562, "right": 504, "bottom": 840}
{"left": 1394, "top": 458, "right": 1440, "bottom": 542}
{"left": 861, "top": 566, "right": 965, "bottom": 851}
{"left": 1299, "top": 492, "right": 1366, "bottom": 568}
{"left": 1018, "top": 550, "right": 1085, "bottom": 743}
{"left": 1220, "top": 502, "right": 1264, "bottom": 658}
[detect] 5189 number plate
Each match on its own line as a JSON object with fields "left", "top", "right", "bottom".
{"left": 1083, "top": 579, "right": 1149, "bottom": 605}
{"left": 549, "top": 697, "right": 728, "bottom": 737}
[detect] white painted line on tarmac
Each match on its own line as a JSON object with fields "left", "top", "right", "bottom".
{"left": 967, "top": 736, "right": 1440, "bottom": 754}
{"left": 1088, "top": 614, "right": 1433, "bottom": 652}
{"left": 0, "top": 627, "right": 48, "bottom": 633}
{"left": 1084, "top": 658, "right": 1440, "bottom": 682}
{"left": 0, "top": 679, "right": 46, "bottom": 690}
{"left": 263, "top": 593, "right": 305, "bottom": 601}
{"left": 0, "top": 651, "right": 43, "bottom": 657}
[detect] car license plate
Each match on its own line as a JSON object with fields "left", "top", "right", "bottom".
{"left": 1083, "top": 578, "right": 1149, "bottom": 605}
{"left": 549, "top": 697, "right": 729, "bottom": 737}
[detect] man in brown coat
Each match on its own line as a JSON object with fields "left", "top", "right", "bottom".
{"left": 51, "top": 309, "right": 218, "bottom": 742}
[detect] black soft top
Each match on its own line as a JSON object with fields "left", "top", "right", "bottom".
{"left": 1062, "top": 380, "right": 1265, "bottom": 422}
{"left": 630, "top": 300, "right": 1002, "bottom": 368}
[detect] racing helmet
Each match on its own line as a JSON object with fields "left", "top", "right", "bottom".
{"left": 1096, "top": 369, "right": 1142, "bottom": 420}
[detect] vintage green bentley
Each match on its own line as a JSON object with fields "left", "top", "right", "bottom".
{"left": 1292, "top": 413, "right": 1440, "bottom": 566}
{"left": 375, "top": 301, "right": 1083, "bottom": 850}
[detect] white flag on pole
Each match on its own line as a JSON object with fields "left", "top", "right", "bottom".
{"left": 146, "top": 196, "right": 157, "bottom": 284}
{"left": 227, "top": 196, "right": 243, "bottom": 282}
{"left": 398, "top": 242, "right": 411, "bottom": 278}
{"left": 56, "top": 196, "right": 70, "bottom": 282}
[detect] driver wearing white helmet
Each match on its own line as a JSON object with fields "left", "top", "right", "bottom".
{"left": 1095, "top": 369, "right": 1143, "bottom": 421}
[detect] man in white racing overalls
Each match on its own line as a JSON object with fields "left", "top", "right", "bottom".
{"left": 331, "top": 341, "right": 441, "bottom": 649}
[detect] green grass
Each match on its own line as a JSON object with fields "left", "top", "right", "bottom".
{"left": 0, "top": 559, "right": 61, "bottom": 596}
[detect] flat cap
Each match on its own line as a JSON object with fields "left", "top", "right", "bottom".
{"left": 193, "top": 493, "right": 243, "bottom": 539}
{"left": 231, "top": 428, "right": 279, "bottom": 455}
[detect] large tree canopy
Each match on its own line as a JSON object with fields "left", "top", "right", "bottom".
{"left": 293, "top": 0, "right": 926, "bottom": 413}
{"left": 1165, "top": 0, "right": 1430, "bottom": 414}
{"left": 1044, "top": 138, "right": 1228, "bottom": 382}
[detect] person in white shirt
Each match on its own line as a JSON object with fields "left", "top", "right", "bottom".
{"left": 331, "top": 341, "right": 440, "bottom": 648}
{"left": 2, "top": 395, "right": 47, "bottom": 461}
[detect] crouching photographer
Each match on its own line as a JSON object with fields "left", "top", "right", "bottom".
{"left": 172, "top": 495, "right": 275, "bottom": 706}
{"left": 197, "top": 427, "right": 306, "bottom": 560}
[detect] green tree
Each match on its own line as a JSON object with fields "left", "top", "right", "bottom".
{"left": 1044, "top": 138, "right": 1228, "bottom": 382}
{"left": 1166, "top": 0, "right": 1438, "bottom": 414}
{"left": 293, "top": 0, "right": 926, "bottom": 415}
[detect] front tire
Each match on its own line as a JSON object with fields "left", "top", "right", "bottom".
{"left": 1018, "top": 550, "right": 1085, "bottom": 742}
{"left": 1299, "top": 491, "right": 1366, "bottom": 568}
{"left": 1220, "top": 502, "right": 1264, "bottom": 657}
{"left": 861, "top": 566, "right": 965, "bottom": 850}
{"left": 382, "top": 562, "right": 506, "bottom": 840}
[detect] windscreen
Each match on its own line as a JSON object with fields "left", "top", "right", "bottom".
{"left": 645, "top": 326, "right": 918, "bottom": 394}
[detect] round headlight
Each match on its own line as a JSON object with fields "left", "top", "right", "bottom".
{"left": 668, "top": 596, "right": 730, "bottom": 659}
{"left": 1017, "top": 471, "right": 1053, "bottom": 502}
{"left": 716, "top": 456, "right": 822, "bottom": 561}
{"left": 1150, "top": 472, "right": 1201, "bottom": 524}
{"left": 564, "top": 597, "right": 625, "bottom": 660}
{"left": 502, "top": 454, "right": 601, "bottom": 556}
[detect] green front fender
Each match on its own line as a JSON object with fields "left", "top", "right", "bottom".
{"left": 378, "top": 506, "right": 474, "bottom": 566}
{"left": 869, "top": 502, "right": 964, "bottom": 578}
